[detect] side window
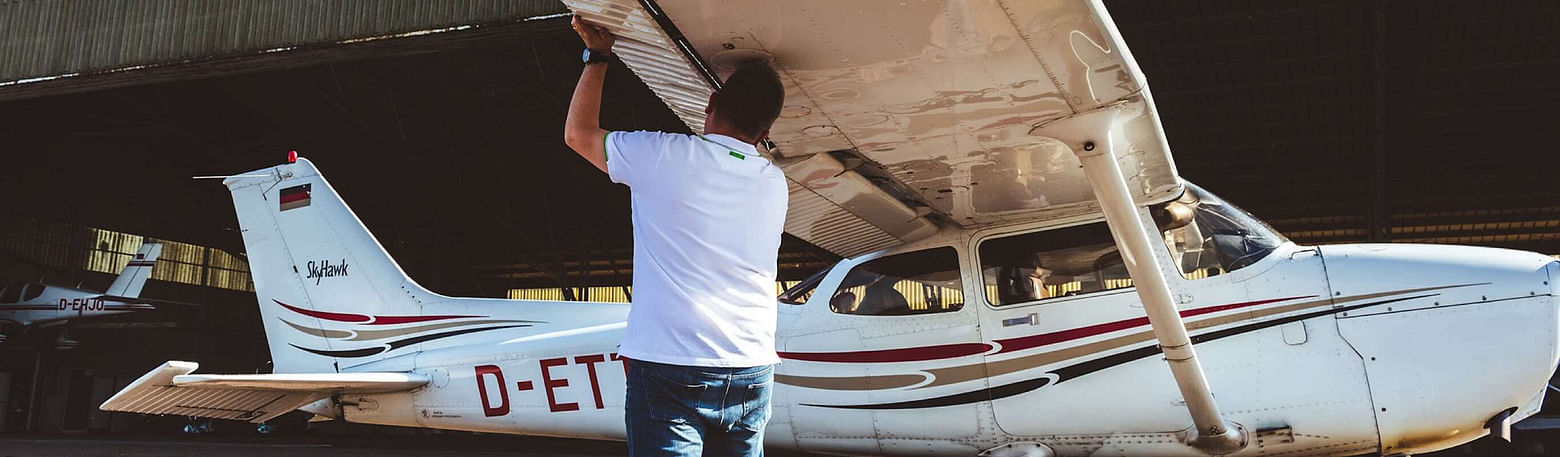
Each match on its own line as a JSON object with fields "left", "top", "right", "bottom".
{"left": 22, "top": 284, "right": 45, "bottom": 301}
{"left": 0, "top": 284, "right": 20, "bottom": 303}
{"left": 829, "top": 247, "right": 964, "bottom": 316}
{"left": 979, "top": 222, "right": 1132, "bottom": 306}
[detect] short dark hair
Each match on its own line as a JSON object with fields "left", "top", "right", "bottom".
{"left": 710, "top": 62, "right": 785, "bottom": 139}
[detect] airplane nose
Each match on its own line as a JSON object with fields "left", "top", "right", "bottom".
{"left": 1319, "top": 244, "right": 1559, "bottom": 455}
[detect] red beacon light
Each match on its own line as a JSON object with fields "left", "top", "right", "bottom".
{"left": 287, "top": 150, "right": 298, "bottom": 163}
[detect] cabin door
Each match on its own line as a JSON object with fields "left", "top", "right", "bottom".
{"left": 780, "top": 245, "right": 987, "bottom": 454}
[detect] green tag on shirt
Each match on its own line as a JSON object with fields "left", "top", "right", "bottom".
{"left": 729, "top": 151, "right": 746, "bottom": 160}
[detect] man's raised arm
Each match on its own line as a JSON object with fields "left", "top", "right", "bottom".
{"left": 563, "top": 15, "right": 615, "bottom": 173}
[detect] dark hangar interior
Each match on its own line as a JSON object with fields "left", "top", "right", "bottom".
{"left": 0, "top": 0, "right": 1557, "bottom": 438}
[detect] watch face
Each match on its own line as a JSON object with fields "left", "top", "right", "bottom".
{"left": 582, "top": 48, "right": 591, "bottom": 63}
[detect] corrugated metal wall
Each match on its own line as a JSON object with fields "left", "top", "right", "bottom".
{"left": 0, "top": 0, "right": 564, "bottom": 83}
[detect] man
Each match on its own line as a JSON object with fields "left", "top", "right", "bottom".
{"left": 562, "top": 15, "right": 789, "bottom": 457}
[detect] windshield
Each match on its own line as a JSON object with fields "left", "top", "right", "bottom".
{"left": 1156, "top": 183, "right": 1289, "bottom": 279}
{"left": 778, "top": 262, "right": 836, "bottom": 305}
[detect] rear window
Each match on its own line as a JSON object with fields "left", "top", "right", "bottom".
{"left": 0, "top": 284, "right": 20, "bottom": 303}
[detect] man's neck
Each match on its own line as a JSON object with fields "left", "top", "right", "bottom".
{"left": 702, "top": 127, "right": 758, "bottom": 145}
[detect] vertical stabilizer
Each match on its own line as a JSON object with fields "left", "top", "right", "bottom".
{"left": 105, "top": 243, "right": 163, "bottom": 297}
{"left": 223, "top": 158, "right": 443, "bottom": 373}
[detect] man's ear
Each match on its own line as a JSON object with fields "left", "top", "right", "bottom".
{"left": 705, "top": 93, "right": 716, "bottom": 115}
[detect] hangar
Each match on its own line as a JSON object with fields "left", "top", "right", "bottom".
{"left": 0, "top": 0, "right": 1558, "bottom": 449}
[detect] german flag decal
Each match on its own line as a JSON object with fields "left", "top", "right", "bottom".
{"left": 280, "top": 184, "right": 311, "bottom": 211}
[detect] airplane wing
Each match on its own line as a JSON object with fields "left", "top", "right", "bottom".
{"left": 100, "top": 361, "right": 428, "bottom": 423}
{"left": 564, "top": 0, "right": 1180, "bottom": 256}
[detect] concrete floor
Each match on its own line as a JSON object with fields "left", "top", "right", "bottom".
{"left": 0, "top": 434, "right": 630, "bottom": 457}
{"left": 0, "top": 432, "right": 1538, "bottom": 457}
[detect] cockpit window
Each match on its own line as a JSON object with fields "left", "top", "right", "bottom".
{"left": 979, "top": 222, "right": 1132, "bottom": 306}
{"left": 1156, "top": 183, "right": 1288, "bottom": 279}
{"left": 829, "top": 247, "right": 964, "bottom": 316}
{"left": 778, "top": 262, "right": 836, "bottom": 305}
{"left": 21, "top": 284, "right": 44, "bottom": 301}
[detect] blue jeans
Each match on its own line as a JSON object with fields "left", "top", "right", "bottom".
{"left": 625, "top": 359, "right": 773, "bottom": 457}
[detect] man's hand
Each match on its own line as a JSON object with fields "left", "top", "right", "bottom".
{"left": 572, "top": 15, "right": 616, "bottom": 52}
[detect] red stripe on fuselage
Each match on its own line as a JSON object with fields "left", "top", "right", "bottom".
{"left": 779, "top": 343, "right": 993, "bottom": 363}
{"left": 272, "top": 299, "right": 480, "bottom": 325}
{"left": 774, "top": 296, "right": 1318, "bottom": 363}
{"left": 367, "top": 315, "right": 481, "bottom": 325}
{"left": 990, "top": 296, "right": 1315, "bottom": 354}
{"left": 274, "top": 299, "right": 370, "bottom": 323}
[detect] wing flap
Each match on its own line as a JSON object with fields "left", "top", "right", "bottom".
{"left": 568, "top": 3, "right": 715, "bottom": 131}
{"left": 100, "top": 361, "right": 428, "bottom": 423}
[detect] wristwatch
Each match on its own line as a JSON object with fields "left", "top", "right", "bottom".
{"left": 582, "top": 48, "right": 612, "bottom": 65}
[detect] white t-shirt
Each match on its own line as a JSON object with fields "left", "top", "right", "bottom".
{"left": 606, "top": 131, "right": 789, "bottom": 367}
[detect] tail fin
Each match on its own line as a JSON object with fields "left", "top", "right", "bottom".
{"left": 105, "top": 243, "right": 163, "bottom": 297}
{"left": 223, "top": 158, "right": 443, "bottom": 373}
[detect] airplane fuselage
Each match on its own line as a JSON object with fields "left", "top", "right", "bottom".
{"left": 0, "top": 245, "right": 161, "bottom": 336}
{"left": 0, "top": 285, "right": 153, "bottom": 328}
{"left": 297, "top": 237, "right": 1558, "bottom": 457}
{"left": 118, "top": 158, "right": 1553, "bottom": 457}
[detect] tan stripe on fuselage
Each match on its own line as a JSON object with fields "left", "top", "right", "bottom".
{"left": 917, "top": 286, "right": 1466, "bottom": 388}
{"left": 347, "top": 319, "right": 529, "bottom": 341}
{"left": 774, "top": 286, "right": 1465, "bottom": 391}
{"left": 919, "top": 298, "right": 1330, "bottom": 388}
{"left": 279, "top": 318, "right": 352, "bottom": 339}
{"left": 775, "top": 373, "right": 926, "bottom": 391}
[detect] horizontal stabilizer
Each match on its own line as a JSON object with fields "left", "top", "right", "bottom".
{"left": 100, "top": 361, "right": 428, "bottom": 423}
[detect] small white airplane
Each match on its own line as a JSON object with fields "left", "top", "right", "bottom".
{"left": 0, "top": 243, "right": 164, "bottom": 347}
{"left": 101, "top": 1, "right": 1559, "bottom": 456}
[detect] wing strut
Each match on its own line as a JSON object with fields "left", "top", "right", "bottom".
{"left": 1035, "top": 106, "right": 1247, "bottom": 454}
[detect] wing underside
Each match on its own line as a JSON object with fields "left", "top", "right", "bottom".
{"left": 565, "top": 0, "right": 1181, "bottom": 256}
